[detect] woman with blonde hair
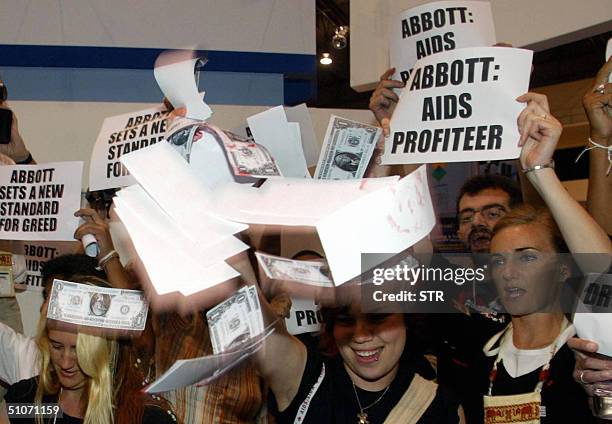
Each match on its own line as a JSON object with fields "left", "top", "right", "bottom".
{"left": 4, "top": 276, "right": 177, "bottom": 424}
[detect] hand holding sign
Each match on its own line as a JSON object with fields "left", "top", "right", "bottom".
{"left": 369, "top": 68, "right": 405, "bottom": 137}
{"left": 385, "top": 47, "right": 532, "bottom": 164}
{"left": 516, "top": 92, "right": 562, "bottom": 170}
{"left": 583, "top": 57, "right": 612, "bottom": 143}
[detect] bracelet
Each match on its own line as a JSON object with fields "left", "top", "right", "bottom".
{"left": 522, "top": 160, "right": 555, "bottom": 174}
{"left": 16, "top": 152, "right": 33, "bottom": 165}
{"left": 96, "top": 250, "right": 119, "bottom": 271}
{"left": 575, "top": 138, "right": 612, "bottom": 176}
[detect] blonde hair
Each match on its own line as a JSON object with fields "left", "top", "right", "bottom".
{"left": 35, "top": 276, "right": 118, "bottom": 424}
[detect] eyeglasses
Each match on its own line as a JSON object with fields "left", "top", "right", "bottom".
{"left": 458, "top": 205, "right": 507, "bottom": 225}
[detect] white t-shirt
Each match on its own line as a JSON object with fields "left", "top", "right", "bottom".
{"left": 498, "top": 320, "right": 575, "bottom": 378}
{"left": 0, "top": 322, "right": 39, "bottom": 385}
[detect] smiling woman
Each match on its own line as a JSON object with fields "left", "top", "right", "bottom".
{"left": 256, "top": 293, "right": 465, "bottom": 424}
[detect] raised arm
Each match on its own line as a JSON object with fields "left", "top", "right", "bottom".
{"left": 516, "top": 93, "right": 611, "bottom": 256}
{"left": 229, "top": 251, "right": 308, "bottom": 411}
{"left": 583, "top": 57, "right": 612, "bottom": 236}
{"left": 369, "top": 68, "right": 404, "bottom": 137}
{"left": 74, "top": 208, "right": 134, "bottom": 289}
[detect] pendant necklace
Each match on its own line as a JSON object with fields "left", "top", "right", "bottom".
{"left": 352, "top": 382, "right": 390, "bottom": 424}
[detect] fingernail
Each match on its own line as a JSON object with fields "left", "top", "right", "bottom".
{"left": 587, "top": 342, "right": 597, "bottom": 351}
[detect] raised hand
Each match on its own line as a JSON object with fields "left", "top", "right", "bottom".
{"left": 583, "top": 57, "right": 612, "bottom": 143}
{"left": 369, "top": 68, "right": 404, "bottom": 137}
{"left": 516, "top": 92, "right": 562, "bottom": 170}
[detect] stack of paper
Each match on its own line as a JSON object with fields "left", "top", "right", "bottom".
{"left": 115, "top": 142, "right": 248, "bottom": 296}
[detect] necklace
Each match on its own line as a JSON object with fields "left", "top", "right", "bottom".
{"left": 351, "top": 383, "right": 390, "bottom": 424}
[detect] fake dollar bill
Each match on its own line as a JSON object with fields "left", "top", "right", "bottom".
{"left": 46, "top": 279, "right": 149, "bottom": 331}
{"left": 255, "top": 252, "right": 333, "bottom": 287}
{"left": 145, "top": 325, "right": 274, "bottom": 393}
{"left": 166, "top": 117, "right": 199, "bottom": 162}
{"left": 314, "top": 115, "right": 382, "bottom": 180}
{"left": 207, "top": 285, "right": 264, "bottom": 354}
{"left": 213, "top": 127, "right": 282, "bottom": 178}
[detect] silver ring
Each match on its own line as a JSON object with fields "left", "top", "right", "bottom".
{"left": 579, "top": 370, "right": 587, "bottom": 384}
{"left": 594, "top": 84, "right": 605, "bottom": 95}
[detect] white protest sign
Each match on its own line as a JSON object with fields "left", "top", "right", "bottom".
{"left": 285, "top": 297, "right": 321, "bottom": 335}
{"left": 574, "top": 273, "right": 612, "bottom": 357}
{"left": 316, "top": 165, "right": 435, "bottom": 285}
{"left": 391, "top": 1, "right": 496, "bottom": 85}
{"left": 0, "top": 162, "right": 83, "bottom": 241}
{"left": 89, "top": 106, "right": 169, "bottom": 191}
{"left": 18, "top": 241, "right": 81, "bottom": 291}
{"left": 384, "top": 47, "right": 532, "bottom": 164}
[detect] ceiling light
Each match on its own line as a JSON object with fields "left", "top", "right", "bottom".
{"left": 332, "top": 26, "right": 349, "bottom": 50}
{"left": 320, "top": 53, "right": 332, "bottom": 65}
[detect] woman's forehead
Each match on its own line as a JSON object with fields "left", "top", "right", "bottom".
{"left": 491, "top": 223, "right": 556, "bottom": 252}
{"left": 47, "top": 329, "right": 78, "bottom": 345}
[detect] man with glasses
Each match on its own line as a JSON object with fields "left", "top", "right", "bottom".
{"left": 455, "top": 174, "right": 522, "bottom": 254}
{"left": 430, "top": 173, "right": 523, "bottom": 422}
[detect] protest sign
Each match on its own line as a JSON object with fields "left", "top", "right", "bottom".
{"left": 89, "top": 106, "right": 169, "bottom": 191}
{"left": 0, "top": 162, "right": 83, "bottom": 241}
{"left": 17, "top": 241, "right": 80, "bottom": 291}
{"left": 390, "top": 1, "right": 496, "bottom": 84}
{"left": 574, "top": 273, "right": 612, "bottom": 357}
{"left": 384, "top": 47, "right": 532, "bottom": 164}
{"left": 285, "top": 297, "right": 322, "bottom": 335}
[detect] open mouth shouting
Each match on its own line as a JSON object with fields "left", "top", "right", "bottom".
{"left": 469, "top": 227, "right": 493, "bottom": 251}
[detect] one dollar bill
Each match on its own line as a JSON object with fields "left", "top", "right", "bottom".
{"left": 314, "top": 115, "right": 381, "bottom": 180}
{"left": 206, "top": 285, "right": 264, "bottom": 354}
{"left": 255, "top": 252, "right": 333, "bottom": 287}
{"left": 46, "top": 279, "right": 149, "bottom": 331}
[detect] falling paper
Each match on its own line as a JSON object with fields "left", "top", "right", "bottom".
{"left": 154, "top": 51, "right": 213, "bottom": 121}
{"left": 247, "top": 106, "right": 310, "bottom": 178}
{"left": 285, "top": 104, "right": 319, "bottom": 167}
{"left": 145, "top": 327, "right": 274, "bottom": 393}
{"left": 214, "top": 176, "right": 399, "bottom": 226}
{"left": 316, "top": 165, "right": 435, "bottom": 285}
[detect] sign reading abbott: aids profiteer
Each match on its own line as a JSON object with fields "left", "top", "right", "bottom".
{"left": 383, "top": 47, "right": 532, "bottom": 164}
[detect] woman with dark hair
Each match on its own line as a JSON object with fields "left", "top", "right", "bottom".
{"left": 256, "top": 292, "right": 464, "bottom": 423}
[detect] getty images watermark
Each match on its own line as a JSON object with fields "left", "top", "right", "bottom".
{"left": 359, "top": 253, "right": 612, "bottom": 314}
